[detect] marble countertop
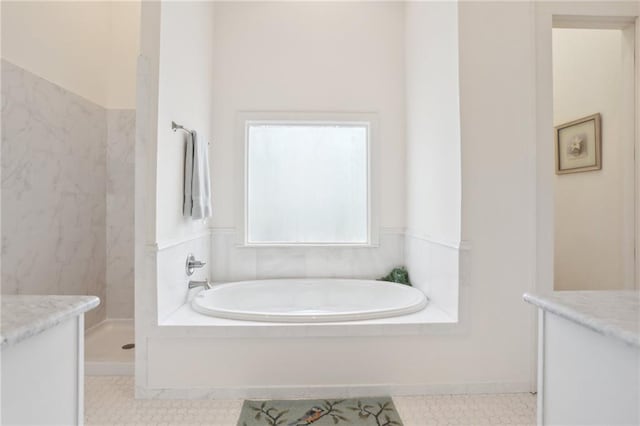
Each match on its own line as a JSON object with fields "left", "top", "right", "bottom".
{"left": 1, "top": 295, "right": 100, "bottom": 349}
{"left": 523, "top": 291, "right": 640, "bottom": 348}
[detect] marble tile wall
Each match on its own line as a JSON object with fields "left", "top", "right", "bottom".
{"left": 106, "top": 110, "right": 136, "bottom": 319}
{"left": 2, "top": 60, "right": 136, "bottom": 327}
{"left": 209, "top": 228, "right": 405, "bottom": 282}
{"left": 1, "top": 60, "right": 107, "bottom": 327}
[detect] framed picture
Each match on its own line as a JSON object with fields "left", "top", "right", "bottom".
{"left": 555, "top": 113, "right": 602, "bottom": 175}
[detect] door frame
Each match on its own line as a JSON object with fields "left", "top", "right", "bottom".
{"left": 534, "top": 2, "right": 640, "bottom": 295}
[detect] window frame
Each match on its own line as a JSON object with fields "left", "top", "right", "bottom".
{"left": 235, "top": 112, "right": 380, "bottom": 247}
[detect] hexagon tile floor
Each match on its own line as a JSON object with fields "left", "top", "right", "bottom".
{"left": 85, "top": 376, "right": 537, "bottom": 426}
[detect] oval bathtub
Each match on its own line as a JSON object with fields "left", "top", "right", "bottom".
{"left": 191, "top": 278, "right": 428, "bottom": 322}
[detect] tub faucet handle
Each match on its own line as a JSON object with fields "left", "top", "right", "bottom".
{"left": 186, "top": 253, "right": 206, "bottom": 276}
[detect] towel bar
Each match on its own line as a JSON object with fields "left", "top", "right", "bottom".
{"left": 172, "top": 121, "right": 211, "bottom": 146}
{"left": 172, "top": 121, "right": 193, "bottom": 134}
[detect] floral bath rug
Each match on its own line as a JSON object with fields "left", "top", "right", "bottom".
{"left": 237, "top": 397, "right": 403, "bottom": 426}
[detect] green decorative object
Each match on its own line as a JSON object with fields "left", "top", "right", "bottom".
{"left": 378, "top": 266, "right": 411, "bottom": 286}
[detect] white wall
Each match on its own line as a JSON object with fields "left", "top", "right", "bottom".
{"left": 552, "top": 28, "right": 633, "bottom": 291}
{"left": 138, "top": 0, "right": 640, "bottom": 398}
{"left": 405, "top": 1, "right": 461, "bottom": 244}
{"left": 404, "top": 1, "right": 462, "bottom": 317}
{"left": 107, "top": 1, "right": 142, "bottom": 109}
{"left": 135, "top": 2, "right": 215, "bottom": 389}
{"left": 210, "top": 1, "right": 406, "bottom": 230}
{"left": 136, "top": 1, "right": 541, "bottom": 396}
{"left": 204, "top": 2, "right": 407, "bottom": 283}
{"left": 457, "top": 0, "right": 538, "bottom": 390}
{"left": 138, "top": 0, "right": 216, "bottom": 316}
{"left": 1, "top": 1, "right": 109, "bottom": 106}
{"left": 1, "top": 1, "right": 140, "bottom": 109}
{"left": 155, "top": 1, "right": 215, "bottom": 244}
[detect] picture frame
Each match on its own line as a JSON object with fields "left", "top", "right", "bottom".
{"left": 554, "top": 113, "right": 602, "bottom": 175}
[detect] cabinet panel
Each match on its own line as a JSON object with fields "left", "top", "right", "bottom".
{"left": 2, "top": 317, "right": 81, "bottom": 426}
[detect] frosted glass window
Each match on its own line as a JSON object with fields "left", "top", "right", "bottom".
{"left": 246, "top": 123, "right": 369, "bottom": 245}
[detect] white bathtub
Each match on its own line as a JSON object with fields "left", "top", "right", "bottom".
{"left": 191, "top": 278, "right": 428, "bottom": 322}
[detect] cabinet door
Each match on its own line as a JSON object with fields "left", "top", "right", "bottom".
{"left": 2, "top": 316, "right": 83, "bottom": 426}
{"left": 541, "top": 312, "right": 640, "bottom": 425}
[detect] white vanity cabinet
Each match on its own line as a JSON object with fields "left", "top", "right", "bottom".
{"left": 1, "top": 295, "right": 99, "bottom": 426}
{"left": 525, "top": 291, "right": 640, "bottom": 426}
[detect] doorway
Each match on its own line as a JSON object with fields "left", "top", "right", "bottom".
{"left": 552, "top": 22, "right": 637, "bottom": 291}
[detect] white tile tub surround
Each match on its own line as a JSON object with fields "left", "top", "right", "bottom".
{"left": 1, "top": 60, "right": 107, "bottom": 328}
{"left": 405, "top": 233, "right": 468, "bottom": 320}
{"left": 155, "top": 233, "right": 211, "bottom": 322}
{"left": 139, "top": 230, "right": 479, "bottom": 399}
{"left": 106, "top": 110, "right": 136, "bottom": 319}
{"left": 209, "top": 228, "right": 405, "bottom": 281}
{"left": 137, "top": 331, "right": 530, "bottom": 400}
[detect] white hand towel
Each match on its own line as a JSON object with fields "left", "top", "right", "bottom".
{"left": 183, "top": 130, "right": 212, "bottom": 220}
{"left": 191, "top": 131, "right": 213, "bottom": 219}
{"left": 183, "top": 132, "right": 194, "bottom": 216}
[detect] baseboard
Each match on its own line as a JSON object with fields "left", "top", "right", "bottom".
{"left": 135, "top": 381, "right": 532, "bottom": 400}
